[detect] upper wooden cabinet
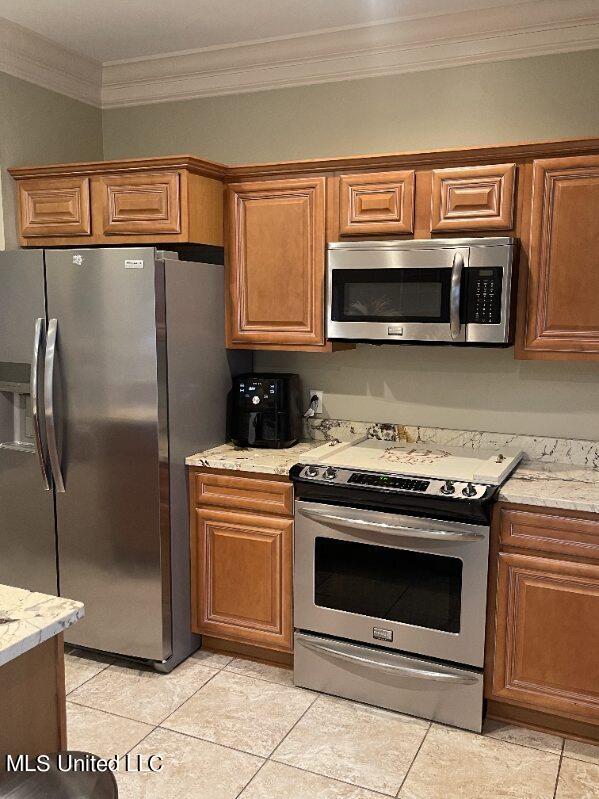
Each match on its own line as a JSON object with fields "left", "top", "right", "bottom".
{"left": 226, "top": 177, "right": 327, "bottom": 350}
{"left": 10, "top": 157, "right": 224, "bottom": 247}
{"left": 519, "top": 155, "right": 599, "bottom": 360}
{"left": 430, "top": 164, "right": 516, "bottom": 232}
{"left": 339, "top": 170, "right": 415, "bottom": 235}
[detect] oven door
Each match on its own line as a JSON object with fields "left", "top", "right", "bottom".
{"left": 294, "top": 500, "right": 489, "bottom": 668}
{"left": 327, "top": 245, "right": 469, "bottom": 342}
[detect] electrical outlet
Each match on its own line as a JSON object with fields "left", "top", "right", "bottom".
{"left": 309, "top": 390, "right": 324, "bottom": 414}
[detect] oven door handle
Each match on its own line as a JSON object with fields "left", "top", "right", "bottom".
{"left": 450, "top": 250, "right": 464, "bottom": 340}
{"left": 298, "top": 637, "right": 479, "bottom": 685}
{"left": 299, "top": 508, "right": 484, "bottom": 541}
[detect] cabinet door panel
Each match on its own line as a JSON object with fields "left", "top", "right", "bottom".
{"left": 19, "top": 177, "right": 91, "bottom": 237}
{"left": 524, "top": 156, "right": 599, "bottom": 356}
{"left": 431, "top": 164, "right": 515, "bottom": 231}
{"left": 192, "top": 507, "right": 293, "bottom": 651}
{"left": 99, "top": 171, "right": 181, "bottom": 234}
{"left": 339, "top": 171, "right": 415, "bottom": 235}
{"left": 490, "top": 552, "right": 599, "bottom": 721}
{"left": 227, "top": 178, "right": 326, "bottom": 347}
{"left": 194, "top": 472, "right": 293, "bottom": 516}
{"left": 498, "top": 505, "right": 599, "bottom": 561}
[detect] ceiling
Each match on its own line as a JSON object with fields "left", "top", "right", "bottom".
{"left": 0, "top": 0, "right": 597, "bottom": 108}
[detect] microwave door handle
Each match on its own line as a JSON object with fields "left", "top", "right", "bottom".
{"left": 31, "top": 318, "right": 50, "bottom": 491}
{"left": 300, "top": 508, "right": 483, "bottom": 541}
{"left": 44, "top": 318, "right": 65, "bottom": 493}
{"left": 298, "top": 638, "right": 479, "bottom": 685}
{"left": 450, "top": 251, "right": 464, "bottom": 340}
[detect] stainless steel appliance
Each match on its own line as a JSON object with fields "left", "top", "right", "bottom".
{"left": 0, "top": 247, "right": 249, "bottom": 670}
{"left": 229, "top": 373, "right": 302, "bottom": 448}
{"left": 290, "top": 437, "right": 522, "bottom": 731}
{"left": 327, "top": 237, "right": 516, "bottom": 344}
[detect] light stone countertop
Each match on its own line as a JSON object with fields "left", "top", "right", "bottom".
{"left": 0, "top": 584, "right": 84, "bottom": 667}
{"left": 185, "top": 440, "right": 331, "bottom": 476}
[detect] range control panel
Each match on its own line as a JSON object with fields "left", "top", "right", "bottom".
{"left": 467, "top": 266, "right": 503, "bottom": 325}
{"left": 297, "top": 464, "right": 490, "bottom": 501}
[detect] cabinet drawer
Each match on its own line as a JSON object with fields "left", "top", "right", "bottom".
{"left": 99, "top": 171, "right": 181, "bottom": 234}
{"left": 431, "top": 164, "right": 516, "bottom": 232}
{"left": 339, "top": 171, "right": 415, "bottom": 235}
{"left": 499, "top": 506, "right": 599, "bottom": 561}
{"left": 19, "top": 177, "right": 91, "bottom": 237}
{"left": 194, "top": 471, "right": 293, "bottom": 516}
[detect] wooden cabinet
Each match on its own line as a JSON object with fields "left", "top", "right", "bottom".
{"left": 190, "top": 468, "right": 294, "bottom": 653}
{"left": 10, "top": 157, "right": 224, "bottom": 247}
{"left": 338, "top": 171, "right": 415, "bottom": 235}
{"left": 486, "top": 503, "right": 599, "bottom": 738}
{"left": 519, "top": 155, "right": 599, "bottom": 360}
{"left": 226, "top": 177, "right": 327, "bottom": 350}
{"left": 430, "top": 164, "right": 516, "bottom": 232}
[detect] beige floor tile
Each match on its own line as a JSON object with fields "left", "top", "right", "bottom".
{"left": 272, "top": 695, "right": 429, "bottom": 796}
{"left": 69, "top": 658, "right": 217, "bottom": 724}
{"left": 191, "top": 648, "right": 234, "bottom": 669}
{"left": 64, "top": 649, "right": 113, "bottom": 693}
{"left": 399, "top": 723, "right": 560, "bottom": 799}
{"left": 556, "top": 758, "right": 599, "bottom": 799}
{"left": 116, "top": 727, "right": 263, "bottom": 799}
{"left": 225, "top": 656, "right": 295, "bottom": 686}
{"left": 483, "top": 719, "right": 563, "bottom": 753}
{"left": 563, "top": 738, "right": 599, "bottom": 765}
{"left": 240, "top": 761, "right": 387, "bottom": 799}
{"left": 66, "top": 702, "right": 152, "bottom": 759}
{"left": 163, "top": 670, "right": 315, "bottom": 757}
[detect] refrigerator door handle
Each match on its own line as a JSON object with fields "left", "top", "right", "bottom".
{"left": 44, "top": 318, "right": 65, "bottom": 493}
{"left": 31, "top": 317, "right": 51, "bottom": 491}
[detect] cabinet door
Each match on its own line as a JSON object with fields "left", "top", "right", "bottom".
{"left": 192, "top": 507, "right": 293, "bottom": 651}
{"left": 227, "top": 178, "right": 326, "bottom": 347}
{"left": 18, "top": 177, "right": 91, "bottom": 237}
{"left": 339, "top": 171, "right": 415, "bottom": 235}
{"left": 431, "top": 164, "right": 516, "bottom": 232}
{"left": 490, "top": 552, "right": 599, "bottom": 722}
{"left": 522, "top": 156, "right": 599, "bottom": 358}
{"left": 99, "top": 171, "right": 181, "bottom": 234}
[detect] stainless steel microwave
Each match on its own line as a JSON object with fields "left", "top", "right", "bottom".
{"left": 326, "top": 237, "right": 516, "bottom": 344}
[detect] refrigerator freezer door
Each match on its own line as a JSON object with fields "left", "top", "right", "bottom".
{"left": 44, "top": 248, "right": 170, "bottom": 661}
{"left": 0, "top": 250, "right": 57, "bottom": 595}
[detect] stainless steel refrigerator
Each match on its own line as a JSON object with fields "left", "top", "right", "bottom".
{"left": 0, "top": 247, "right": 249, "bottom": 670}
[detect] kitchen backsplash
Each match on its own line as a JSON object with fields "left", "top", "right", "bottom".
{"left": 306, "top": 418, "right": 599, "bottom": 469}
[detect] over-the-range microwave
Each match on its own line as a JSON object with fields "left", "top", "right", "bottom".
{"left": 326, "top": 237, "right": 517, "bottom": 345}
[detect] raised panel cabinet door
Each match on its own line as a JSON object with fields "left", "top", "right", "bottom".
{"left": 523, "top": 156, "right": 599, "bottom": 357}
{"left": 490, "top": 552, "right": 599, "bottom": 722}
{"left": 431, "top": 164, "right": 516, "bottom": 232}
{"left": 227, "top": 178, "right": 326, "bottom": 347}
{"left": 99, "top": 171, "right": 181, "bottom": 234}
{"left": 339, "top": 171, "right": 415, "bottom": 235}
{"left": 191, "top": 507, "right": 293, "bottom": 651}
{"left": 194, "top": 472, "right": 293, "bottom": 516}
{"left": 19, "top": 177, "right": 91, "bottom": 237}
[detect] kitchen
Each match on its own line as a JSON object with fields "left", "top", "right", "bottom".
{"left": 1, "top": 1, "right": 599, "bottom": 797}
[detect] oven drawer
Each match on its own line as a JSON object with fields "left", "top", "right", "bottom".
{"left": 294, "top": 632, "right": 484, "bottom": 732}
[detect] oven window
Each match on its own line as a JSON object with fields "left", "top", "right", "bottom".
{"left": 315, "top": 538, "right": 462, "bottom": 633}
{"left": 331, "top": 268, "right": 450, "bottom": 323}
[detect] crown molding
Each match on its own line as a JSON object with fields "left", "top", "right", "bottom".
{"left": 0, "top": 17, "right": 101, "bottom": 106}
{"left": 101, "top": 0, "right": 599, "bottom": 108}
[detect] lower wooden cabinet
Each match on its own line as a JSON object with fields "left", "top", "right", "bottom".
{"left": 190, "top": 469, "right": 294, "bottom": 653}
{"left": 486, "top": 504, "right": 599, "bottom": 733}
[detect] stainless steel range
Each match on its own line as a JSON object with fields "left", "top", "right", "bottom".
{"left": 290, "top": 437, "right": 522, "bottom": 732}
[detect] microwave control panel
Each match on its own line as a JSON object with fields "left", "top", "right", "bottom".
{"left": 466, "top": 267, "right": 503, "bottom": 324}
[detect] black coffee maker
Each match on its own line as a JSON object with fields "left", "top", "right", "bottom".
{"left": 229, "top": 373, "right": 302, "bottom": 448}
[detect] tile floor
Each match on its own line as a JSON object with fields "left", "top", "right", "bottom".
{"left": 64, "top": 648, "right": 599, "bottom": 799}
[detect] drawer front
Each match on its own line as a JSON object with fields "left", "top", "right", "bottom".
{"left": 194, "top": 471, "right": 293, "bottom": 516}
{"left": 499, "top": 506, "right": 599, "bottom": 561}
{"left": 100, "top": 171, "right": 181, "bottom": 234}
{"left": 19, "top": 177, "right": 91, "bottom": 237}
{"left": 431, "top": 164, "right": 516, "bottom": 232}
{"left": 339, "top": 171, "right": 415, "bottom": 235}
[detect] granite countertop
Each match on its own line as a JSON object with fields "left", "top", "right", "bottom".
{"left": 500, "top": 462, "right": 599, "bottom": 514}
{"left": 0, "top": 584, "right": 84, "bottom": 667}
{"left": 185, "top": 440, "right": 328, "bottom": 476}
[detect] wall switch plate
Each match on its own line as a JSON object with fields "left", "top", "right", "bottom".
{"left": 309, "top": 390, "right": 324, "bottom": 414}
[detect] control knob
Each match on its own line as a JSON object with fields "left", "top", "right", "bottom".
{"left": 251, "top": 395, "right": 260, "bottom": 405}
{"left": 440, "top": 480, "right": 455, "bottom": 495}
{"left": 323, "top": 467, "right": 338, "bottom": 480}
{"left": 305, "top": 465, "right": 319, "bottom": 478}
{"left": 462, "top": 483, "right": 477, "bottom": 497}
